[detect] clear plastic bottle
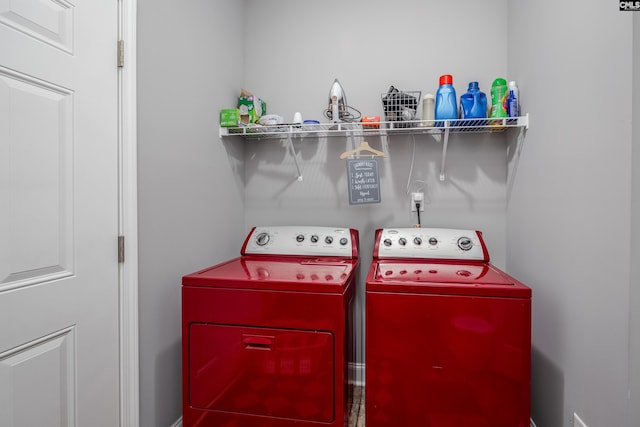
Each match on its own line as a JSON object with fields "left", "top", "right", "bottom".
{"left": 421, "top": 93, "right": 435, "bottom": 127}
{"left": 435, "top": 74, "right": 458, "bottom": 124}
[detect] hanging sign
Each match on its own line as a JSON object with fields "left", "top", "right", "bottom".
{"left": 347, "top": 158, "right": 381, "bottom": 205}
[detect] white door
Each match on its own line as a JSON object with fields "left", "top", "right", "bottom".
{"left": 0, "top": 1, "right": 120, "bottom": 426}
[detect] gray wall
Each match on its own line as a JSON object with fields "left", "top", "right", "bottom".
{"left": 136, "top": 0, "right": 638, "bottom": 426}
{"left": 242, "top": 0, "right": 511, "bottom": 382}
{"left": 137, "top": 1, "right": 245, "bottom": 426}
{"left": 507, "top": 1, "right": 634, "bottom": 426}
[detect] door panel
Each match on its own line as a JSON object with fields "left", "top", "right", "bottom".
{"left": 189, "top": 323, "right": 335, "bottom": 423}
{"left": 0, "top": 327, "right": 75, "bottom": 427}
{"left": 0, "top": 67, "right": 74, "bottom": 290}
{"left": 0, "top": 0, "right": 120, "bottom": 425}
{"left": 0, "top": 0, "right": 73, "bottom": 53}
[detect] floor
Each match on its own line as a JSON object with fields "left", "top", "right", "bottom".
{"left": 349, "top": 386, "right": 365, "bottom": 427}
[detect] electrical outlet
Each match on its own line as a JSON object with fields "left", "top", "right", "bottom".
{"left": 573, "top": 413, "right": 587, "bottom": 427}
{"left": 411, "top": 192, "right": 424, "bottom": 211}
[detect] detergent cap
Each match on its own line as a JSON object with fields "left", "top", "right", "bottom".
{"left": 492, "top": 77, "right": 507, "bottom": 87}
{"left": 439, "top": 74, "right": 453, "bottom": 86}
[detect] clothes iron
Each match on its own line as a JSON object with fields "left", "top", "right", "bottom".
{"left": 327, "top": 78, "right": 347, "bottom": 122}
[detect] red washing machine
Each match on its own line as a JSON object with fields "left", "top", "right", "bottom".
{"left": 366, "top": 228, "right": 531, "bottom": 427}
{"left": 182, "top": 226, "right": 359, "bottom": 427}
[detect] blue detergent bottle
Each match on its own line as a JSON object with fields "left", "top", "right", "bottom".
{"left": 460, "top": 81, "right": 487, "bottom": 124}
{"left": 435, "top": 74, "right": 458, "bottom": 124}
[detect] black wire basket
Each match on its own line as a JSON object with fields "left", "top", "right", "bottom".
{"left": 381, "top": 87, "right": 421, "bottom": 128}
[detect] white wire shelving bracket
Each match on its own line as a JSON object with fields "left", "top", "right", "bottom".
{"left": 219, "top": 114, "right": 529, "bottom": 181}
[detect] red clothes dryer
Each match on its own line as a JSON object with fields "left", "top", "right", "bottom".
{"left": 182, "top": 226, "right": 359, "bottom": 427}
{"left": 366, "top": 228, "right": 531, "bottom": 427}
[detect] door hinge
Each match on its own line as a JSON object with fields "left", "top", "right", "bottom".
{"left": 117, "top": 40, "right": 125, "bottom": 67}
{"left": 118, "top": 235, "right": 125, "bottom": 263}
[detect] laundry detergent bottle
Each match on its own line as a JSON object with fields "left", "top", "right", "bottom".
{"left": 489, "top": 77, "right": 508, "bottom": 127}
{"left": 460, "top": 81, "right": 487, "bottom": 122}
{"left": 435, "top": 74, "right": 458, "bottom": 124}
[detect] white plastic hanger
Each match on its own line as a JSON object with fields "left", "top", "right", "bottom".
{"left": 339, "top": 140, "right": 388, "bottom": 159}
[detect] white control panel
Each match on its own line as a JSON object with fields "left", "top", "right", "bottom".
{"left": 375, "top": 227, "right": 488, "bottom": 261}
{"left": 243, "top": 226, "right": 357, "bottom": 257}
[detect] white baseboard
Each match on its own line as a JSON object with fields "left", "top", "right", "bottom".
{"left": 170, "top": 417, "right": 182, "bottom": 427}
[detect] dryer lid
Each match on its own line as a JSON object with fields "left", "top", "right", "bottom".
{"left": 183, "top": 256, "right": 359, "bottom": 293}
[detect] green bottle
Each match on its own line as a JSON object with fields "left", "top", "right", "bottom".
{"left": 490, "top": 78, "right": 508, "bottom": 126}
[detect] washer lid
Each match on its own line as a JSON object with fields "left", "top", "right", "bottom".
{"left": 367, "top": 260, "right": 530, "bottom": 298}
{"left": 183, "top": 256, "right": 358, "bottom": 293}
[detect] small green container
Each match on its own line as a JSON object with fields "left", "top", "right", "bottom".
{"left": 490, "top": 78, "right": 508, "bottom": 119}
{"left": 220, "top": 109, "right": 240, "bottom": 127}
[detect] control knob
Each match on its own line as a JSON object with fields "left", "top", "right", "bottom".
{"left": 457, "top": 236, "right": 473, "bottom": 251}
{"left": 310, "top": 235, "right": 319, "bottom": 243}
{"left": 296, "top": 234, "right": 305, "bottom": 242}
{"left": 399, "top": 238, "right": 407, "bottom": 246}
{"left": 255, "top": 232, "right": 270, "bottom": 246}
{"left": 325, "top": 236, "right": 333, "bottom": 244}
{"left": 383, "top": 238, "right": 392, "bottom": 247}
{"left": 413, "top": 237, "right": 422, "bottom": 246}
{"left": 339, "top": 237, "right": 348, "bottom": 246}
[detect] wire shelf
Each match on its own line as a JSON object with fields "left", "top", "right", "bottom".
{"left": 219, "top": 116, "right": 529, "bottom": 139}
{"left": 219, "top": 114, "right": 529, "bottom": 183}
